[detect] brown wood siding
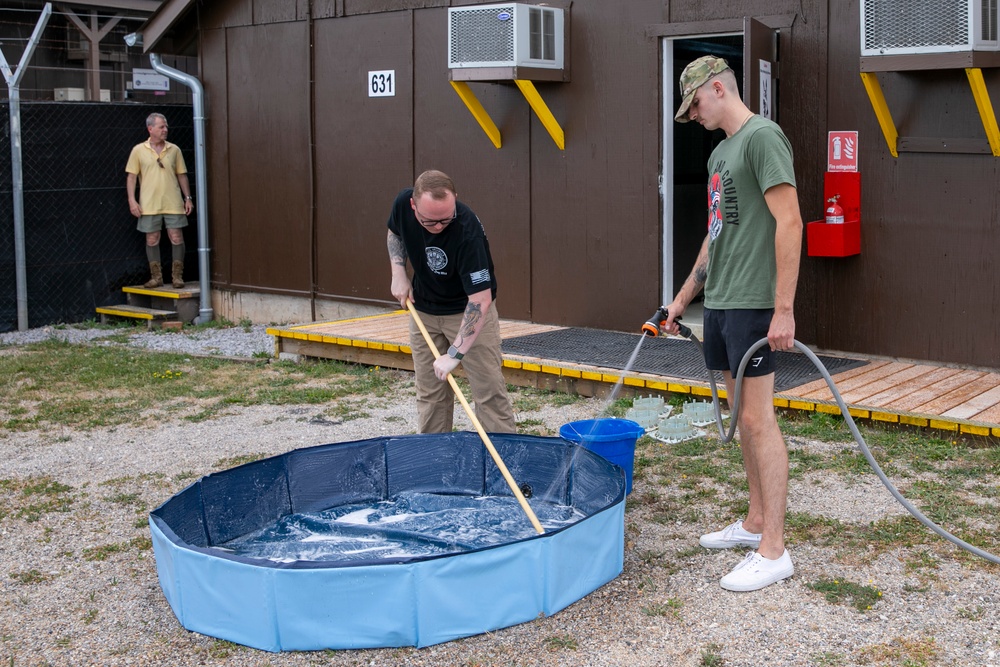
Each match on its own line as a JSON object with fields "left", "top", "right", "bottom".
{"left": 821, "top": 0, "right": 1000, "bottom": 366}
{"left": 312, "top": 12, "right": 414, "bottom": 303}
{"left": 187, "top": 0, "right": 998, "bottom": 367}
{"left": 413, "top": 8, "right": 533, "bottom": 320}
{"left": 225, "top": 21, "right": 312, "bottom": 292}
{"left": 529, "top": 2, "right": 663, "bottom": 328}
{"left": 201, "top": 28, "right": 232, "bottom": 284}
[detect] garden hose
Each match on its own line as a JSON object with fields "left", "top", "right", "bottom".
{"left": 683, "top": 331, "right": 1000, "bottom": 566}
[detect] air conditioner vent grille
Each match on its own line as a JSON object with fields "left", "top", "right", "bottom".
{"left": 863, "top": 0, "right": 969, "bottom": 51}
{"left": 449, "top": 5, "right": 516, "bottom": 65}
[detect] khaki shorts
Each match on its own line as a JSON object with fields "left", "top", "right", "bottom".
{"left": 137, "top": 214, "right": 188, "bottom": 233}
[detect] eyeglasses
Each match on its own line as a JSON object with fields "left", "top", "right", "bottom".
{"left": 156, "top": 157, "right": 164, "bottom": 169}
{"left": 413, "top": 206, "right": 456, "bottom": 228}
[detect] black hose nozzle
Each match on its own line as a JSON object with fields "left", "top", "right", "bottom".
{"left": 641, "top": 306, "right": 691, "bottom": 338}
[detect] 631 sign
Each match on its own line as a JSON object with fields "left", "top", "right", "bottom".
{"left": 368, "top": 70, "right": 395, "bottom": 97}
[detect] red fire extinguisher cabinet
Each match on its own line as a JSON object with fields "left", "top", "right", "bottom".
{"left": 806, "top": 171, "right": 861, "bottom": 257}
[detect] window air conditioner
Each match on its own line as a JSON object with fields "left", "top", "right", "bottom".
{"left": 448, "top": 3, "right": 564, "bottom": 70}
{"left": 862, "top": 0, "right": 999, "bottom": 55}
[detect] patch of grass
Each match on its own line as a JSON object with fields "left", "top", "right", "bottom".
{"left": 956, "top": 605, "right": 984, "bottom": 621}
{"left": 903, "top": 549, "right": 940, "bottom": 573}
{"left": 542, "top": 634, "right": 577, "bottom": 651}
{"left": 207, "top": 639, "right": 242, "bottom": 658}
{"left": 806, "top": 577, "right": 883, "bottom": 612}
{"left": 778, "top": 412, "right": 853, "bottom": 443}
{"left": 213, "top": 453, "right": 269, "bottom": 468}
{"left": 0, "top": 342, "right": 408, "bottom": 433}
{"left": 641, "top": 598, "right": 683, "bottom": 619}
{"left": 82, "top": 536, "right": 152, "bottom": 562}
{"left": 10, "top": 569, "right": 51, "bottom": 585}
{"left": 104, "top": 492, "right": 143, "bottom": 507}
{"left": 700, "top": 642, "right": 724, "bottom": 666}
{"left": 0, "top": 476, "right": 76, "bottom": 522}
{"left": 856, "top": 637, "right": 939, "bottom": 666}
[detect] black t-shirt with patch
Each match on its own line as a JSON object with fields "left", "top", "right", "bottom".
{"left": 387, "top": 188, "right": 498, "bottom": 315}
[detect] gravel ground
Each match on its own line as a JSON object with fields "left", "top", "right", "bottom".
{"left": 1, "top": 325, "right": 999, "bottom": 667}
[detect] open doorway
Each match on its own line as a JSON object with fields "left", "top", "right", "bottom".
{"left": 660, "top": 35, "right": 743, "bottom": 328}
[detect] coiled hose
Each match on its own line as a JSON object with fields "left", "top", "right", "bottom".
{"left": 684, "top": 332, "right": 1000, "bottom": 566}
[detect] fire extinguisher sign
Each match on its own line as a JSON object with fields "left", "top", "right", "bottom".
{"left": 828, "top": 131, "right": 859, "bottom": 172}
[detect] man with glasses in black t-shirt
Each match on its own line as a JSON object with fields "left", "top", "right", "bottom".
{"left": 386, "top": 170, "right": 515, "bottom": 434}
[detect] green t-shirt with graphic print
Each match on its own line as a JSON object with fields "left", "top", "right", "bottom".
{"left": 703, "top": 115, "right": 796, "bottom": 310}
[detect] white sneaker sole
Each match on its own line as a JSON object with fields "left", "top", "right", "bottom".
{"left": 720, "top": 564, "right": 794, "bottom": 592}
{"left": 699, "top": 535, "right": 762, "bottom": 549}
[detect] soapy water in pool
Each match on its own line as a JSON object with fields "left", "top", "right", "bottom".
{"left": 216, "top": 491, "right": 586, "bottom": 563}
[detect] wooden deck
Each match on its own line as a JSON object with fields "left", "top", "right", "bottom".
{"left": 267, "top": 312, "right": 1000, "bottom": 439}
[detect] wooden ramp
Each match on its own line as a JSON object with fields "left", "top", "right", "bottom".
{"left": 267, "top": 312, "right": 1000, "bottom": 439}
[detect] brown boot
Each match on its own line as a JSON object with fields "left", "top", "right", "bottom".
{"left": 171, "top": 260, "right": 184, "bottom": 288}
{"left": 144, "top": 261, "right": 163, "bottom": 288}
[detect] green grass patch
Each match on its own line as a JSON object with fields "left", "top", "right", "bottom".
{"left": 10, "top": 569, "right": 52, "bottom": 585}
{"left": 82, "top": 536, "right": 152, "bottom": 561}
{"left": 542, "top": 634, "right": 577, "bottom": 651}
{"left": 0, "top": 476, "right": 75, "bottom": 522}
{"left": 806, "top": 577, "right": 884, "bottom": 611}
{"left": 0, "top": 342, "right": 405, "bottom": 433}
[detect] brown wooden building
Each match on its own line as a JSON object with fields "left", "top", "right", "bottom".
{"left": 136, "top": 0, "right": 1000, "bottom": 369}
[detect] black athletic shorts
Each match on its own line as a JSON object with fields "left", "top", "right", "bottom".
{"left": 702, "top": 308, "right": 775, "bottom": 377}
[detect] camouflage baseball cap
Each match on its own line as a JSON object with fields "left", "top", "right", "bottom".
{"left": 674, "top": 55, "right": 731, "bottom": 122}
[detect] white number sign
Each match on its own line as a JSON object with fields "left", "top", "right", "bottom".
{"left": 368, "top": 70, "right": 395, "bottom": 97}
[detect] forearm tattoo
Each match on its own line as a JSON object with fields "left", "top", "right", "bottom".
{"left": 387, "top": 233, "right": 407, "bottom": 267}
{"left": 455, "top": 301, "right": 483, "bottom": 348}
{"left": 692, "top": 260, "right": 708, "bottom": 287}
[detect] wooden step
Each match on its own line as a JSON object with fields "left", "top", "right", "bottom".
{"left": 122, "top": 282, "right": 200, "bottom": 300}
{"left": 96, "top": 304, "right": 177, "bottom": 330}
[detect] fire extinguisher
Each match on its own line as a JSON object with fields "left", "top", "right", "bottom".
{"left": 825, "top": 195, "right": 844, "bottom": 224}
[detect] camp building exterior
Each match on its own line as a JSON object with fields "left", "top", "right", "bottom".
{"left": 138, "top": 0, "right": 1000, "bottom": 369}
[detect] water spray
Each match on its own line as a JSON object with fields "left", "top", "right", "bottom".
{"left": 641, "top": 305, "right": 1000, "bottom": 566}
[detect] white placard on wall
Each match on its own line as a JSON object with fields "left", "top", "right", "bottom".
{"left": 368, "top": 70, "right": 395, "bottom": 97}
{"left": 759, "top": 60, "right": 772, "bottom": 120}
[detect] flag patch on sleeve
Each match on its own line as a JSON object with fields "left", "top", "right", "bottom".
{"left": 469, "top": 269, "right": 491, "bottom": 285}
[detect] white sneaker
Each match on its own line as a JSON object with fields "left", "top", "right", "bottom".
{"left": 719, "top": 550, "right": 794, "bottom": 592}
{"left": 699, "top": 520, "right": 762, "bottom": 549}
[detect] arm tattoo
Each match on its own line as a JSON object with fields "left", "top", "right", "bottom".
{"left": 455, "top": 301, "right": 483, "bottom": 348}
{"left": 692, "top": 259, "right": 708, "bottom": 287}
{"left": 387, "top": 232, "right": 407, "bottom": 267}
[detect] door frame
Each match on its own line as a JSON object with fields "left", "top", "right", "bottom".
{"left": 654, "top": 16, "right": 792, "bottom": 306}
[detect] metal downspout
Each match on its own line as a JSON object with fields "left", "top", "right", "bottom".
{"left": 148, "top": 54, "right": 213, "bottom": 323}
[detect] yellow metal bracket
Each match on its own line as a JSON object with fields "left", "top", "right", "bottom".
{"left": 860, "top": 72, "right": 898, "bottom": 158}
{"left": 514, "top": 79, "right": 565, "bottom": 150}
{"left": 965, "top": 67, "right": 1000, "bottom": 156}
{"left": 449, "top": 79, "right": 566, "bottom": 150}
{"left": 450, "top": 81, "right": 502, "bottom": 149}
{"left": 862, "top": 68, "right": 1000, "bottom": 157}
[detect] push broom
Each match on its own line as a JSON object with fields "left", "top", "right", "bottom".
{"left": 406, "top": 300, "right": 544, "bottom": 535}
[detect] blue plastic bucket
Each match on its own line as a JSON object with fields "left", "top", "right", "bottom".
{"left": 559, "top": 418, "right": 644, "bottom": 494}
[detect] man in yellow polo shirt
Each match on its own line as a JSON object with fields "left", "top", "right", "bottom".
{"left": 125, "top": 112, "right": 193, "bottom": 288}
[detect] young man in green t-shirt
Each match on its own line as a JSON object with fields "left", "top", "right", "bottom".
{"left": 663, "top": 55, "right": 804, "bottom": 592}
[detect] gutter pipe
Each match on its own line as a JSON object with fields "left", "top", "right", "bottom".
{"left": 148, "top": 54, "right": 213, "bottom": 324}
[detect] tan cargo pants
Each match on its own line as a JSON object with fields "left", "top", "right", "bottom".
{"left": 408, "top": 305, "right": 516, "bottom": 434}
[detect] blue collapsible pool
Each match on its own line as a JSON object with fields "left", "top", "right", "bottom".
{"left": 149, "top": 432, "right": 625, "bottom": 652}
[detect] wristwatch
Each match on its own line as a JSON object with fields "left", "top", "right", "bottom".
{"left": 185, "top": 196, "right": 193, "bottom": 201}
{"left": 447, "top": 345, "right": 464, "bottom": 361}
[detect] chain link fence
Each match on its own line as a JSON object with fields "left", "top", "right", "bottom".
{"left": 0, "top": 102, "right": 195, "bottom": 332}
